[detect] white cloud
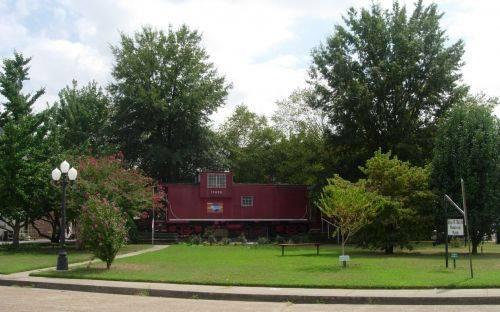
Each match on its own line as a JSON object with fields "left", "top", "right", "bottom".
{"left": 22, "top": 39, "right": 110, "bottom": 108}
{"left": 0, "top": 0, "right": 499, "bottom": 119}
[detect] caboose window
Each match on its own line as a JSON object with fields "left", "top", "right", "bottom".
{"left": 241, "top": 196, "right": 253, "bottom": 207}
{"left": 208, "top": 174, "right": 226, "bottom": 188}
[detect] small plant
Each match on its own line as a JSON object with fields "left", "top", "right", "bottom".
{"left": 203, "top": 227, "right": 214, "bottom": 238}
{"left": 291, "top": 234, "right": 310, "bottom": 243}
{"left": 80, "top": 196, "right": 128, "bottom": 269}
{"left": 220, "top": 237, "right": 231, "bottom": 245}
{"left": 237, "top": 233, "right": 247, "bottom": 244}
{"left": 274, "top": 235, "right": 285, "bottom": 244}
{"left": 189, "top": 234, "right": 202, "bottom": 245}
{"left": 257, "top": 236, "right": 269, "bottom": 245}
{"left": 207, "top": 233, "right": 217, "bottom": 245}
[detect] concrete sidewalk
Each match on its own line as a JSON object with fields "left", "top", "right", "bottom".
{"left": 2, "top": 273, "right": 500, "bottom": 304}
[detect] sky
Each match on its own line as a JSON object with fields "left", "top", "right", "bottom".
{"left": 1, "top": 0, "right": 499, "bottom": 125}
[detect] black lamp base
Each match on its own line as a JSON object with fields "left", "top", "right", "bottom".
{"left": 56, "top": 250, "right": 68, "bottom": 271}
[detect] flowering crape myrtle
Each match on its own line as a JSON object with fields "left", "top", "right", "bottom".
{"left": 80, "top": 196, "right": 128, "bottom": 269}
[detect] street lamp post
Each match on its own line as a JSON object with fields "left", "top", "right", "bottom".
{"left": 51, "top": 160, "right": 78, "bottom": 271}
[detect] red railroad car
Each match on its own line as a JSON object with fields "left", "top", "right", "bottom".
{"left": 156, "top": 171, "right": 310, "bottom": 237}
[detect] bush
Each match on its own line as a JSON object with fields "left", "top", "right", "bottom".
{"left": 274, "top": 235, "right": 286, "bottom": 244}
{"left": 291, "top": 234, "right": 310, "bottom": 243}
{"left": 237, "top": 233, "right": 247, "bottom": 244}
{"left": 207, "top": 234, "right": 217, "bottom": 245}
{"left": 189, "top": 234, "right": 202, "bottom": 245}
{"left": 80, "top": 196, "right": 128, "bottom": 269}
{"left": 220, "top": 237, "right": 231, "bottom": 245}
{"left": 257, "top": 236, "right": 269, "bottom": 245}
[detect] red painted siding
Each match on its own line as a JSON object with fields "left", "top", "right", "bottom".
{"left": 166, "top": 172, "right": 308, "bottom": 221}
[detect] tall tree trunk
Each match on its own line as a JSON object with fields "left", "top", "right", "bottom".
{"left": 50, "top": 219, "right": 60, "bottom": 243}
{"left": 341, "top": 233, "right": 345, "bottom": 256}
{"left": 471, "top": 240, "right": 479, "bottom": 255}
{"left": 12, "top": 221, "right": 21, "bottom": 249}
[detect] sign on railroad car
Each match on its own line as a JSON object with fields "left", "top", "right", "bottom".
{"left": 207, "top": 202, "right": 223, "bottom": 213}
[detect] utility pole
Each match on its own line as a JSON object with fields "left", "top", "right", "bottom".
{"left": 461, "top": 178, "right": 473, "bottom": 279}
{"left": 443, "top": 178, "right": 473, "bottom": 279}
{"left": 443, "top": 196, "right": 448, "bottom": 268}
{"left": 152, "top": 185, "right": 156, "bottom": 245}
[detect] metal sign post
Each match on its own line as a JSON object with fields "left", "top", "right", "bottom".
{"left": 443, "top": 197, "right": 448, "bottom": 268}
{"left": 443, "top": 178, "right": 474, "bottom": 278}
{"left": 152, "top": 185, "right": 156, "bottom": 245}
{"left": 451, "top": 253, "right": 459, "bottom": 269}
{"left": 461, "top": 179, "right": 474, "bottom": 279}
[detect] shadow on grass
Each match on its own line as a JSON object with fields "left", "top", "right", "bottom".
{"left": 57, "top": 267, "right": 109, "bottom": 275}
{"left": 294, "top": 264, "right": 346, "bottom": 273}
{"left": 441, "top": 278, "right": 474, "bottom": 289}
{"left": 0, "top": 243, "right": 85, "bottom": 254}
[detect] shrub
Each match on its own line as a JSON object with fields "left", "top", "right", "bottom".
{"left": 80, "top": 196, "right": 128, "bottom": 269}
{"left": 207, "top": 234, "right": 217, "bottom": 245}
{"left": 220, "top": 237, "right": 231, "bottom": 245}
{"left": 274, "top": 235, "right": 285, "bottom": 244}
{"left": 189, "top": 234, "right": 202, "bottom": 245}
{"left": 257, "top": 236, "right": 269, "bottom": 245}
{"left": 237, "top": 233, "right": 247, "bottom": 244}
{"left": 291, "top": 234, "right": 310, "bottom": 243}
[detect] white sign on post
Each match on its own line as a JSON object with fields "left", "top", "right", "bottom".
{"left": 339, "top": 255, "right": 350, "bottom": 262}
{"left": 448, "top": 219, "right": 464, "bottom": 236}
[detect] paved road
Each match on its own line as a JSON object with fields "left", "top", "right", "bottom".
{"left": 1, "top": 286, "right": 500, "bottom": 312}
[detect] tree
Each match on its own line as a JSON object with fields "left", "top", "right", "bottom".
{"left": 273, "top": 129, "right": 325, "bottom": 186}
{"left": 219, "top": 102, "right": 328, "bottom": 186}
{"left": 308, "top": 1, "right": 467, "bottom": 179}
{"left": 80, "top": 195, "right": 128, "bottom": 269}
{"left": 218, "top": 105, "right": 282, "bottom": 183}
{"left": 316, "top": 175, "right": 381, "bottom": 256}
{"left": 271, "top": 90, "right": 328, "bottom": 187}
{"left": 431, "top": 100, "right": 499, "bottom": 254}
{"left": 272, "top": 89, "right": 326, "bottom": 136}
{"left": 356, "top": 150, "right": 435, "bottom": 253}
{"left": 109, "top": 25, "right": 230, "bottom": 182}
{"left": 0, "top": 52, "right": 50, "bottom": 247}
{"left": 72, "top": 154, "right": 153, "bottom": 240}
{"left": 51, "top": 80, "right": 113, "bottom": 155}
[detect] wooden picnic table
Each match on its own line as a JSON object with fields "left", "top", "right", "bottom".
{"left": 278, "top": 243, "right": 321, "bottom": 256}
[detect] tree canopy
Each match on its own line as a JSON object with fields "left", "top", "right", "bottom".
{"left": 109, "top": 25, "right": 230, "bottom": 182}
{"left": 0, "top": 52, "right": 53, "bottom": 247}
{"left": 309, "top": 0, "right": 467, "bottom": 179}
{"left": 316, "top": 175, "right": 382, "bottom": 255}
{"left": 356, "top": 150, "right": 435, "bottom": 253}
{"left": 50, "top": 80, "right": 113, "bottom": 156}
{"left": 217, "top": 102, "right": 327, "bottom": 186}
{"left": 431, "top": 99, "right": 500, "bottom": 254}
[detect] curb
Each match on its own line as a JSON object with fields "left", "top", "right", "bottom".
{"left": 1, "top": 279, "right": 499, "bottom": 305}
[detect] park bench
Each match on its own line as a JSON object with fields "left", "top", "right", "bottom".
{"left": 278, "top": 243, "right": 321, "bottom": 256}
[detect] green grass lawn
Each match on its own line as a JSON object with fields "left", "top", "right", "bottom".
{"left": 0, "top": 243, "right": 151, "bottom": 274}
{"left": 32, "top": 242, "right": 500, "bottom": 288}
